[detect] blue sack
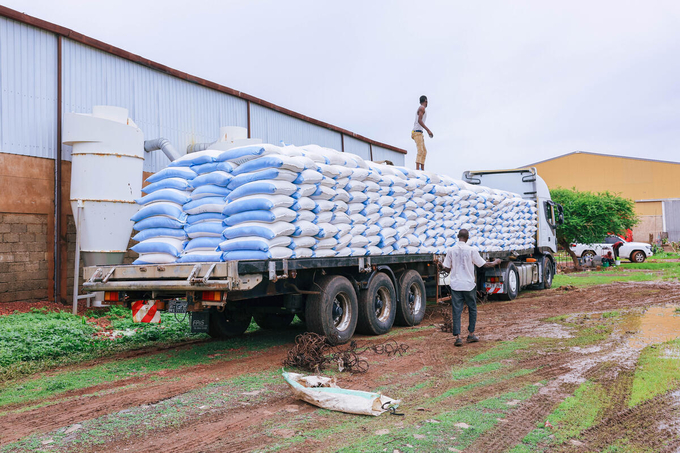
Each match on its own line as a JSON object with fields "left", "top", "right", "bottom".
{"left": 216, "top": 145, "right": 271, "bottom": 163}
{"left": 135, "top": 189, "right": 191, "bottom": 206}
{"left": 222, "top": 222, "right": 296, "bottom": 240}
{"left": 219, "top": 236, "right": 292, "bottom": 252}
{"left": 168, "top": 152, "right": 216, "bottom": 167}
{"left": 222, "top": 195, "right": 295, "bottom": 216}
{"left": 131, "top": 241, "right": 183, "bottom": 257}
{"left": 227, "top": 168, "right": 299, "bottom": 190}
{"left": 185, "top": 222, "right": 225, "bottom": 238}
{"left": 133, "top": 228, "right": 187, "bottom": 242}
{"left": 222, "top": 250, "right": 271, "bottom": 261}
{"left": 192, "top": 185, "right": 231, "bottom": 199}
{"left": 191, "top": 171, "right": 233, "bottom": 188}
{"left": 130, "top": 203, "right": 186, "bottom": 222}
{"left": 187, "top": 212, "right": 224, "bottom": 224}
{"left": 223, "top": 208, "right": 297, "bottom": 226}
{"left": 183, "top": 197, "right": 226, "bottom": 215}
{"left": 226, "top": 181, "right": 297, "bottom": 202}
{"left": 192, "top": 161, "right": 237, "bottom": 175}
{"left": 184, "top": 237, "right": 222, "bottom": 251}
{"left": 177, "top": 252, "right": 223, "bottom": 263}
{"left": 145, "top": 167, "right": 197, "bottom": 183}
{"left": 133, "top": 217, "right": 185, "bottom": 231}
{"left": 231, "top": 155, "right": 307, "bottom": 176}
{"left": 142, "top": 178, "right": 192, "bottom": 194}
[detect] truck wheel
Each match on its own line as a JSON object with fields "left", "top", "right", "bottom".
{"left": 538, "top": 257, "right": 554, "bottom": 290}
{"left": 305, "top": 275, "right": 358, "bottom": 345}
{"left": 253, "top": 312, "right": 295, "bottom": 330}
{"left": 395, "top": 270, "right": 427, "bottom": 326}
{"left": 582, "top": 250, "right": 596, "bottom": 259}
{"left": 500, "top": 264, "right": 519, "bottom": 301}
{"left": 630, "top": 251, "right": 646, "bottom": 263}
{"left": 357, "top": 272, "right": 397, "bottom": 335}
{"left": 208, "top": 308, "right": 252, "bottom": 339}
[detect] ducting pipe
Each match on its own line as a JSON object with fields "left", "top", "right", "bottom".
{"left": 144, "top": 138, "right": 181, "bottom": 162}
{"left": 187, "top": 142, "right": 215, "bottom": 153}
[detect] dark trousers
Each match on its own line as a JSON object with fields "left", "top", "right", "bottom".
{"left": 451, "top": 289, "right": 477, "bottom": 336}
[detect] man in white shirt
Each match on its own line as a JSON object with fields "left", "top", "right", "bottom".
{"left": 442, "top": 229, "right": 501, "bottom": 346}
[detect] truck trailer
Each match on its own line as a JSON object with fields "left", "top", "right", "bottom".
{"left": 82, "top": 167, "right": 563, "bottom": 344}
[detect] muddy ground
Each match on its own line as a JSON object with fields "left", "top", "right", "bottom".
{"left": 2, "top": 281, "right": 680, "bottom": 452}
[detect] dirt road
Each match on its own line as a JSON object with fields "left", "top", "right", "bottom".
{"left": 2, "top": 281, "right": 680, "bottom": 452}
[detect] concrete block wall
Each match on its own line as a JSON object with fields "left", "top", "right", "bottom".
{"left": 0, "top": 213, "right": 49, "bottom": 302}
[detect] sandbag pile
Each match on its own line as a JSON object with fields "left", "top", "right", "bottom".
{"left": 130, "top": 144, "right": 537, "bottom": 264}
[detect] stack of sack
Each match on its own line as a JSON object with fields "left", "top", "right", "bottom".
{"left": 131, "top": 159, "right": 196, "bottom": 264}
{"left": 129, "top": 144, "right": 537, "bottom": 264}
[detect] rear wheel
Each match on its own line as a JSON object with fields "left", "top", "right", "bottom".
{"left": 538, "top": 257, "right": 554, "bottom": 290}
{"left": 630, "top": 250, "right": 646, "bottom": 263}
{"left": 500, "top": 264, "right": 520, "bottom": 301}
{"left": 582, "top": 250, "right": 596, "bottom": 259}
{"left": 305, "top": 275, "right": 358, "bottom": 345}
{"left": 208, "top": 308, "right": 252, "bottom": 338}
{"left": 395, "top": 270, "right": 427, "bottom": 326}
{"left": 357, "top": 272, "right": 396, "bottom": 335}
{"left": 252, "top": 312, "right": 295, "bottom": 330}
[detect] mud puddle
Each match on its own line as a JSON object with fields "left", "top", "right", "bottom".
{"left": 622, "top": 305, "right": 680, "bottom": 350}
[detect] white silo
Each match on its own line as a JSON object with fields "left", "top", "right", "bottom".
{"left": 63, "top": 106, "right": 144, "bottom": 267}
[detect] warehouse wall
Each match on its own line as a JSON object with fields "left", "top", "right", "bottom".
{"left": 250, "top": 104, "right": 343, "bottom": 151}
{"left": 0, "top": 17, "right": 58, "bottom": 159}
{"left": 342, "top": 135, "right": 371, "bottom": 161}
{"left": 532, "top": 153, "right": 680, "bottom": 203}
{"left": 0, "top": 13, "right": 406, "bottom": 304}
{"left": 371, "top": 145, "right": 406, "bottom": 166}
{"left": 61, "top": 39, "right": 249, "bottom": 172}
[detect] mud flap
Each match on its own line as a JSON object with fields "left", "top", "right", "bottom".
{"left": 190, "top": 312, "right": 210, "bottom": 333}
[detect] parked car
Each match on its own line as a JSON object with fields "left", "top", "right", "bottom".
{"left": 570, "top": 235, "right": 653, "bottom": 263}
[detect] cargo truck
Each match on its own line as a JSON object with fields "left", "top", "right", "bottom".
{"left": 83, "top": 167, "right": 562, "bottom": 344}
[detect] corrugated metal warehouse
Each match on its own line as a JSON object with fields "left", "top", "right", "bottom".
{"left": 0, "top": 6, "right": 407, "bottom": 304}
{"left": 529, "top": 151, "right": 680, "bottom": 244}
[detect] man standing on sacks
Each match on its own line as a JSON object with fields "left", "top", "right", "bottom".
{"left": 442, "top": 229, "right": 501, "bottom": 346}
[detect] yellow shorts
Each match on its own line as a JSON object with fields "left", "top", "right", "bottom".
{"left": 412, "top": 131, "right": 427, "bottom": 164}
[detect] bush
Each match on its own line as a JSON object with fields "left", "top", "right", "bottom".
{"left": 0, "top": 309, "right": 99, "bottom": 367}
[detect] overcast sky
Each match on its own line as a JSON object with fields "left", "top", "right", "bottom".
{"left": 6, "top": 0, "right": 680, "bottom": 176}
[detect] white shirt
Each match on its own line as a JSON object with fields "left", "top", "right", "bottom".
{"left": 443, "top": 242, "right": 487, "bottom": 291}
{"left": 413, "top": 107, "right": 427, "bottom": 132}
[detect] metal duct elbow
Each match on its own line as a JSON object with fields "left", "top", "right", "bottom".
{"left": 187, "top": 142, "right": 215, "bottom": 153}
{"left": 144, "top": 138, "right": 182, "bottom": 162}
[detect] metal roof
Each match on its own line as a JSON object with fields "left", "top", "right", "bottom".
{"left": 526, "top": 151, "right": 680, "bottom": 167}
{"left": 0, "top": 5, "right": 406, "bottom": 155}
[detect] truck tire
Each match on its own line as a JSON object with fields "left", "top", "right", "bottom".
{"left": 305, "top": 275, "right": 358, "bottom": 345}
{"left": 500, "top": 264, "right": 520, "bottom": 301}
{"left": 253, "top": 312, "right": 295, "bottom": 330}
{"left": 395, "top": 270, "right": 427, "bottom": 326}
{"left": 630, "top": 250, "right": 646, "bottom": 263}
{"left": 357, "top": 272, "right": 397, "bottom": 335}
{"left": 208, "top": 308, "right": 252, "bottom": 339}
{"left": 538, "top": 257, "right": 554, "bottom": 290}
{"left": 582, "top": 250, "right": 596, "bottom": 259}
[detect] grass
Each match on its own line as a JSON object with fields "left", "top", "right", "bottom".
{"left": 2, "top": 369, "right": 284, "bottom": 452}
{"left": 0, "top": 327, "right": 301, "bottom": 408}
{"left": 469, "top": 337, "right": 541, "bottom": 362}
{"left": 0, "top": 306, "right": 210, "bottom": 381}
{"left": 629, "top": 338, "right": 680, "bottom": 407}
{"left": 332, "top": 384, "right": 541, "bottom": 453}
{"left": 511, "top": 380, "right": 608, "bottom": 450}
{"left": 649, "top": 251, "right": 680, "bottom": 260}
{"left": 451, "top": 362, "right": 505, "bottom": 379}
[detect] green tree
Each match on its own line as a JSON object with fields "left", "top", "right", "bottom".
{"left": 550, "top": 188, "right": 638, "bottom": 267}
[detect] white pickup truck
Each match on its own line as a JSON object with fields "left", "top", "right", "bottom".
{"left": 570, "top": 235, "right": 653, "bottom": 263}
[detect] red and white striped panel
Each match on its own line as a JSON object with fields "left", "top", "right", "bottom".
{"left": 132, "top": 300, "right": 161, "bottom": 323}
{"left": 485, "top": 284, "right": 503, "bottom": 294}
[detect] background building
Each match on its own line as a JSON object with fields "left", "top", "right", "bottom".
{"left": 0, "top": 6, "right": 406, "bottom": 304}
{"left": 530, "top": 151, "right": 680, "bottom": 243}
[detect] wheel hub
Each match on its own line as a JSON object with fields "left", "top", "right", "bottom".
{"left": 332, "top": 299, "right": 344, "bottom": 321}
{"left": 374, "top": 295, "right": 384, "bottom": 315}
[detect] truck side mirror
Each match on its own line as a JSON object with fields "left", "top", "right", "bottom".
{"left": 557, "top": 204, "right": 564, "bottom": 226}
